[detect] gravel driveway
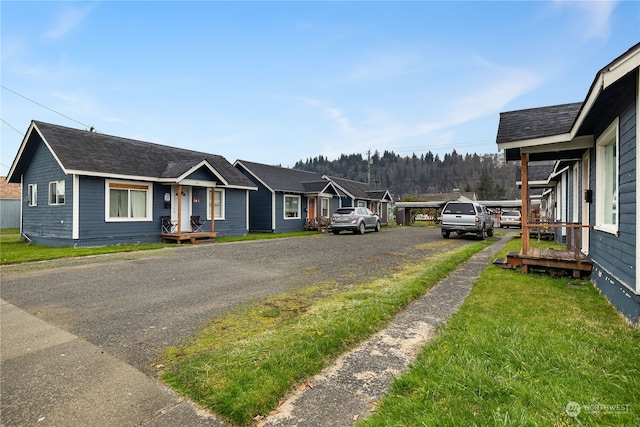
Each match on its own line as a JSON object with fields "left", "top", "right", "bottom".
{"left": 0, "top": 227, "right": 474, "bottom": 374}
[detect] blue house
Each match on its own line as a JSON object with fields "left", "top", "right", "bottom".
{"left": 7, "top": 121, "right": 257, "bottom": 246}
{"left": 324, "top": 175, "right": 394, "bottom": 225}
{"left": 497, "top": 43, "right": 639, "bottom": 324}
{"left": 234, "top": 160, "right": 340, "bottom": 233}
{"left": 234, "top": 161, "right": 393, "bottom": 233}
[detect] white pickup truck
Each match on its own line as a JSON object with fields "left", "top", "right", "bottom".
{"left": 440, "top": 201, "right": 494, "bottom": 240}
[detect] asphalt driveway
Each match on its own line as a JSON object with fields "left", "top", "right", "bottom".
{"left": 0, "top": 227, "right": 473, "bottom": 374}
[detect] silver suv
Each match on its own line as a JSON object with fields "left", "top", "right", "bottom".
{"left": 440, "top": 201, "right": 494, "bottom": 240}
{"left": 330, "top": 207, "right": 381, "bottom": 235}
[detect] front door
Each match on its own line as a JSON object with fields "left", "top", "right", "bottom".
{"left": 171, "top": 185, "right": 192, "bottom": 232}
{"left": 308, "top": 197, "right": 316, "bottom": 221}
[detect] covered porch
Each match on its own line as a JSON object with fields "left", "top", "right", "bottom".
{"left": 160, "top": 182, "right": 217, "bottom": 244}
{"left": 496, "top": 103, "right": 594, "bottom": 278}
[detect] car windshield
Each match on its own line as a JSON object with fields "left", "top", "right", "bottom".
{"left": 502, "top": 212, "right": 520, "bottom": 217}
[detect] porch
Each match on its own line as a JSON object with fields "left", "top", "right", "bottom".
{"left": 499, "top": 223, "right": 592, "bottom": 278}
{"left": 161, "top": 231, "right": 217, "bottom": 244}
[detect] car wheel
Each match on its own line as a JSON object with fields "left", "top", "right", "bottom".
{"left": 477, "top": 227, "right": 485, "bottom": 240}
{"left": 332, "top": 230, "right": 340, "bottom": 235}
{"left": 487, "top": 227, "right": 494, "bottom": 237}
{"left": 358, "top": 222, "right": 366, "bottom": 235}
{"left": 442, "top": 230, "right": 450, "bottom": 239}
{"left": 374, "top": 221, "right": 381, "bottom": 232}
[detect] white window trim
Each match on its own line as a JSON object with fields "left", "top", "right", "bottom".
{"left": 104, "top": 179, "right": 153, "bottom": 222}
{"left": 48, "top": 180, "right": 65, "bottom": 205}
{"left": 594, "top": 118, "right": 619, "bottom": 235}
{"left": 207, "top": 188, "right": 225, "bottom": 220}
{"left": 283, "top": 194, "right": 301, "bottom": 219}
{"left": 321, "top": 197, "right": 329, "bottom": 217}
{"left": 28, "top": 183, "right": 37, "bottom": 206}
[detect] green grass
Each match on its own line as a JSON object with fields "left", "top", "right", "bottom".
{"left": 159, "top": 239, "right": 493, "bottom": 425}
{"left": 359, "top": 238, "right": 640, "bottom": 427}
{"left": 0, "top": 230, "right": 321, "bottom": 265}
{"left": 0, "top": 234, "right": 170, "bottom": 265}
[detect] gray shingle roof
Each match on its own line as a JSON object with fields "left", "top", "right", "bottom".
{"left": 496, "top": 102, "right": 583, "bottom": 144}
{"left": 235, "top": 160, "right": 326, "bottom": 193}
{"left": 10, "top": 121, "right": 255, "bottom": 188}
{"left": 326, "top": 176, "right": 390, "bottom": 201}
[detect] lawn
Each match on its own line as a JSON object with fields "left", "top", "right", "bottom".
{"left": 159, "top": 238, "right": 493, "bottom": 425}
{"left": 359, "top": 237, "right": 639, "bottom": 426}
{"left": 0, "top": 230, "right": 321, "bottom": 265}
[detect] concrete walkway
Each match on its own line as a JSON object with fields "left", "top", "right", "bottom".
{"left": 1, "top": 234, "right": 509, "bottom": 427}
{"left": 264, "top": 234, "right": 511, "bottom": 426}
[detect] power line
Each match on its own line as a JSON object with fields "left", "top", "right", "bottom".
{"left": 0, "top": 118, "right": 23, "bottom": 135}
{"left": 1, "top": 85, "right": 91, "bottom": 129}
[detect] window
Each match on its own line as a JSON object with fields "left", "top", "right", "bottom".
{"left": 105, "top": 180, "right": 152, "bottom": 221}
{"left": 207, "top": 188, "right": 225, "bottom": 220}
{"left": 284, "top": 195, "right": 300, "bottom": 218}
{"left": 595, "top": 119, "right": 619, "bottom": 233}
{"left": 28, "top": 184, "right": 37, "bottom": 206}
{"left": 321, "top": 198, "right": 329, "bottom": 217}
{"left": 357, "top": 200, "right": 366, "bottom": 208}
{"left": 48, "top": 180, "right": 65, "bottom": 205}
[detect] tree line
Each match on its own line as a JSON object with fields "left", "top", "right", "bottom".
{"left": 294, "top": 149, "right": 520, "bottom": 201}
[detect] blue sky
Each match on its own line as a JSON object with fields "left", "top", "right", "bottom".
{"left": 1, "top": 1, "right": 639, "bottom": 176}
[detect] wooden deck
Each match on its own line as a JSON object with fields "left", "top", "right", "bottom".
{"left": 506, "top": 248, "right": 592, "bottom": 278}
{"left": 161, "top": 231, "right": 217, "bottom": 244}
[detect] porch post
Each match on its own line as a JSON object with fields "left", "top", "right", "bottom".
{"left": 210, "top": 187, "right": 215, "bottom": 233}
{"left": 177, "top": 183, "right": 182, "bottom": 233}
{"left": 521, "top": 153, "right": 529, "bottom": 255}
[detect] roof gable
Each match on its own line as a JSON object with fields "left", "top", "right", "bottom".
{"left": 324, "top": 175, "right": 388, "bottom": 201}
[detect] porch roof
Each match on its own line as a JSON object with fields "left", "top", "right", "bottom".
{"left": 496, "top": 42, "right": 640, "bottom": 162}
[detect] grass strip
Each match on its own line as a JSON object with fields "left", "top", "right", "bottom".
{"left": 0, "top": 234, "right": 169, "bottom": 265}
{"left": 359, "top": 237, "right": 640, "bottom": 427}
{"left": 159, "top": 239, "right": 493, "bottom": 425}
{"left": 0, "top": 231, "right": 320, "bottom": 265}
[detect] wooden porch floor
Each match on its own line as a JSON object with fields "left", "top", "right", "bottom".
{"left": 503, "top": 248, "right": 592, "bottom": 278}
{"left": 161, "top": 231, "right": 217, "bottom": 244}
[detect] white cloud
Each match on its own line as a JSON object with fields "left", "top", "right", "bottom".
{"left": 553, "top": 0, "right": 617, "bottom": 40}
{"left": 44, "top": 4, "right": 96, "bottom": 40}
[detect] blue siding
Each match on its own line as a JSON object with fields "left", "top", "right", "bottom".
{"left": 185, "top": 167, "right": 219, "bottom": 182}
{"left": 589, "top": 93, "right": 638, "bottom": 323}
{"left": 216, "top": 189, "right": 249, "bottom": 236}
{"left": 240, "top": 174, "right": 273, "bottom": 232}
{"left": 190, "top": 187, "right": 249, "bottom": 236}
{"left": 274, "top": 193, "right": 306, "bottom": 233}
{"left": 22, "top": 141, "right": 73, "bottom": 242}
{"left": 73, "top": 177, "right": 167, "bottom": 247}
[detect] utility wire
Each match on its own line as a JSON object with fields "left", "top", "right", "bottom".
{"left": 1, "top": 118, "right": 23, "bottom": 135}
{"left": 1, "top": 84, "right": 91, "bottom": 129}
